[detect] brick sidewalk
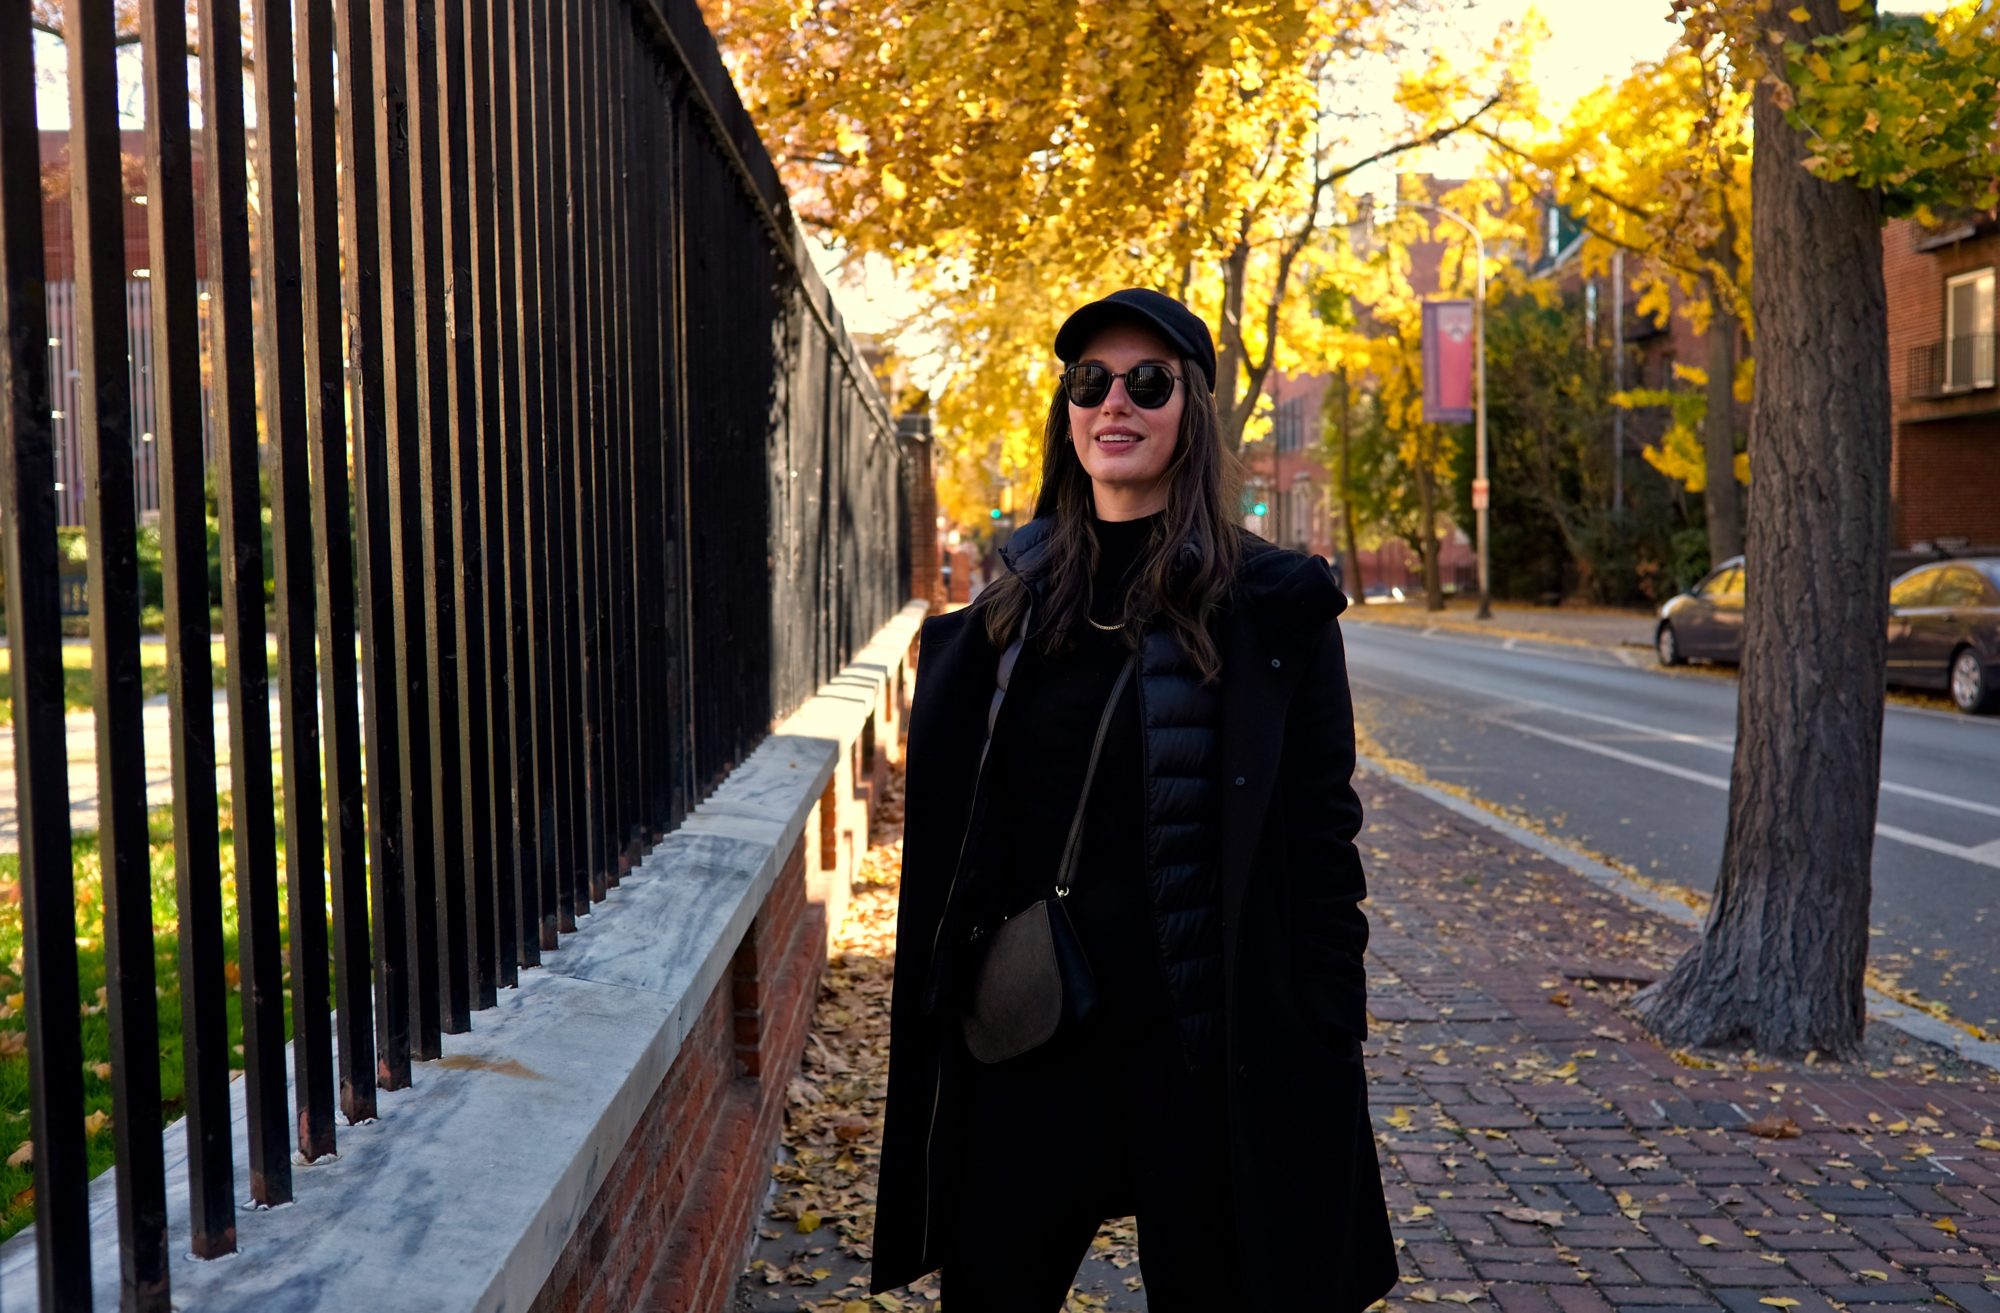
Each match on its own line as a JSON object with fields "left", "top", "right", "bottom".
{"left": 737, "top": 772, "right": 1999, "bottom": 1312}
{"left": 1363, "top": 782, "right": 1999, "bottom": 1313}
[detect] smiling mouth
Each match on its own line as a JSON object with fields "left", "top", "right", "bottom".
{"left": 1095, "top": 431, "right": 1142, "bottom": 446}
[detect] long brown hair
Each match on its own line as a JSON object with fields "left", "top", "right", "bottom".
{"left": 978, "top": 354, "right": 1242, "bottom": 681}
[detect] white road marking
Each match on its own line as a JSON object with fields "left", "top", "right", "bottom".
{"left": 1347, "top": 616, "right": 2000, "bottom": 727}
{"left": 1494, "top": 697, "right": 2000, "bottom": 822}
{"left": 1489, "top": 715, "right": 2000, "bottom": 871}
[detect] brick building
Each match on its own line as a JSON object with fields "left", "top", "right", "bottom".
{"left": 1883, "top": 212, "right": 2000, "bottom": 554}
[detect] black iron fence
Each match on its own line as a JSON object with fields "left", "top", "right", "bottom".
{"left": 0, "top": 0, "right": 909, "bottom": 1301}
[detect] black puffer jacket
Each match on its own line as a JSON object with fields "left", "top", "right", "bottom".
{"left": 978, "top": 518, "right": 1228, "bottom": 1067}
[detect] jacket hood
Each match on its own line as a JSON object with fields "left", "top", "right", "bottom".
{"left": 994, "top": 516, "right": 1346, "bottom": 629}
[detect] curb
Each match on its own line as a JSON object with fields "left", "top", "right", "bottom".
{"left": 1358, "top": 756, "right": 2000, "bottom": 1076}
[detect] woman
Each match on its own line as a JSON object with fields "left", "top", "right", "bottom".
{"left": 872, "top": 289, "right": 1396, "bottom": 1310}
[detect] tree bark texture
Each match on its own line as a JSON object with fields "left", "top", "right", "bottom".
{"left": 1337, "top": 369, "right": 1364, "bottom": 597}
{"left": 1635, "top": 48, "right": 1890, "bottom": 1059}
{"left": 1702, "top": 292, "right": 1744, "bottom": 564}
{"left": 1217, "top": 237, "right": 1250, "bottom": 451}
{"left": 1414, "top": 447, "right": 1442, "bottom": 611}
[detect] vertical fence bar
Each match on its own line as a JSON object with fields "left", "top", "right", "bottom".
{"left": 407, "top": 0, "right": 472, "bottom": 1036}
{"left": 580, "top": 0, "right": 609, "bottom": 895}
{"left": 657, "top": 61, "right": 687, "bottom": 835}
{"left": 667, "top": 90, "right": 696, "bottom": 829}
{"left": 196, "top": 0, "right": 292, "bottom": 1206}
{"left": 0, "top": 16, "right": 93, "bottom": 1307}
{"left": 469, "top": 0, "right": 521, "bottom": 986}
{"left": 571, "top": 0, "right": 606, "bottom": 908}
{"left": 139, "top": 0, "right": 236, "bottom": 1255}
{"left": 378, "top": 0, "right": 443, "bottom": 1064}
{"left": 514, "top": 0, "right": 562, "bottom": 953}
{"left": 623, "top": 32, "right": 658, "bottom": 846}
{"left": 337, "top": 0, "right": 413, "bottom": 1091}
{"left": 587, "top": 0, "right": 614, "bottom": 883}
{"left": 300, "top": 0, "right": 378, "bottom": 1124}
{"left": 494, "top": 0, "right": 542, "bottom": 968}
{"left": 527, "top": 0, "right": 572, "bottom": 940}
{"left": 551, "top": 0, "right": 586, "bottom": 927}
{"left": 608, "top": 14, "right": 639, "bottom": 867}
{"left": 66, "top": 0, "right": 172, "bottom": 1296}
{"left": 250, "top": 0, "right": 339, "bottom": 1162}
{"left": 436, "top": 0, "right": 499, "bottom": 1013}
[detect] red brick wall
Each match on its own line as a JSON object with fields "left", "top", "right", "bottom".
{"left": 529, "top": 838, "right": 824, "bottom": 1313}
{"left": 1883, "top": 216, "right": 2000, "bottom": 548}
{"left": 903, "top": 433, "right": 943, "bottom": 612}
{"left": 1892, "top": 419, "right": 2000, "bottom": 549}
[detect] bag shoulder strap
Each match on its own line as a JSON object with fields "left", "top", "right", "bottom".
{"left": 1054, "top": 651, "right": 1138, "bottom": 896}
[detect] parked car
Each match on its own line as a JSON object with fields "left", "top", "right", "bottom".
{"left": 1654, "top": 555, "right": 2000, "bottom": 713}
{"left": 1886, "top": 557, "right": 2000, "bottom": 713}
{"left": 1654, "top": 556, "right": 1745, "bottom": 668}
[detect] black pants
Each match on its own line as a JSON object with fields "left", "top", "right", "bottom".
{"left": 939, "top": 1010, "right": 1242, "bottom": 1312}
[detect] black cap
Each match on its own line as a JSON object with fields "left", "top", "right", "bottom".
{"left": 1055, "top": 288, "right": 1217, "bottom": 392}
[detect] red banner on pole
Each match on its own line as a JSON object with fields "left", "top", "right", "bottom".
{"left": 1422, "top": 299, "right": 1475, "bottom": 424}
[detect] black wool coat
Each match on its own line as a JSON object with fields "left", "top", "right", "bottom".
{"left": 871, "top": 524, "right": 1398, "bottom": 1308}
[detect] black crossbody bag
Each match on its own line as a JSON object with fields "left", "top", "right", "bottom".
{"left": 960, "top": 651, "right": 1138, "bottom": 1064}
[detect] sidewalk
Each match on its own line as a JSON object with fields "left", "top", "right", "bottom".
{"left": 1350, "top": 599, "right": 1658, "bottom": 651}
{"left": 736, "top": 767, "right": 2000, "bottom": 1312}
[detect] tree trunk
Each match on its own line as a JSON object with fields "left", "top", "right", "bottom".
{"left": 1216, "top": 238, "right": 1250, "bottom": 452}
{"left": 1337, "top": 369, "right": 1364, "bottom": 597}
{"left": 1414, "top": 443, "right": 1443, "bottom": 611}
{"left": 1702, "top": 278, "right": 1744, "bottom": 564}
{"left": 1634, "top": 31, "right": 1890, "bottom": 1059}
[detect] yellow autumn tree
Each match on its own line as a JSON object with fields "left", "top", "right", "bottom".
{"left": 1469, "top": 44, "right": 1754, "bottom": 566}
{"left": 699, "top": 0, "right": 1533, "bottom": 523}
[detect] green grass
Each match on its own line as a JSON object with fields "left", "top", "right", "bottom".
{"left": 0, "top": 637, "right": 282, "bottom": 726}
{"left": 0, "top": 785, "right": 298, "bottom": 1240}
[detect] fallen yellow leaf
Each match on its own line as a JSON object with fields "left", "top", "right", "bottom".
{"left": 795, "top": 1209, "right": 821, "bottom": 1234}
{"left": 1934, "top": 1216, "right": 1958, "bottom": 1236}
{"left": 1858, "top": 1271, "right": 1889, "bottom": 1282}
{"left": 1976, "top": 1137, "right": 2000, "bottom": 1151}
{"left": 1408, "top": 1290, "right": 1439, "bottom": 1304}
{"left": 83, "top": 1109, "right": 111, "bottom": 1137}
{"left": 1759, "top": 1299, "right": 1799, "bottom": 1309}
{"left": 5, "top": 1141, "right": 29, "bottom": 1168}
{"left": 1440, "top": 1293, "right": 1484, "bottom": 1305}
{"left": 1697, "top": 1234, "right": 1719, "bottom": 1246}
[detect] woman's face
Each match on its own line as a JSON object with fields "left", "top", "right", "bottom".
{"left": 1066, "top": 321, "right": 1185, "bottom": 520}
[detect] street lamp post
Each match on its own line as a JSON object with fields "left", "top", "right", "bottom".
{"left": 1393, "top": 201, "right": 1491, "bottom": 620}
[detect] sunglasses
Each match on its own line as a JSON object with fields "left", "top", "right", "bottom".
{"left": 1062, "top": 362, "right": 1180, "bottom": 410}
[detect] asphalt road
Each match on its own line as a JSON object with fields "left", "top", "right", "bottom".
{"left": 1343, "top": 617, "right": 2000, "bottom": 1037}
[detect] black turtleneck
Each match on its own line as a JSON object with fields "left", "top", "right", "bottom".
{"left": 985, "top": 512, "right": 1172, "bottom": 1025}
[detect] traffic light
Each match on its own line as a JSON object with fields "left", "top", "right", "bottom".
{"left": 1252, "top": 500, "right": 1268, "bottom": 517}
{"left": 989, "top": 507, "right": 1002, "bottom": 520}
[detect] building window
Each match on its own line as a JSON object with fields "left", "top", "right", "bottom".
{"left": 1944, "top": 267, "right": 1995, "bottom": 392}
